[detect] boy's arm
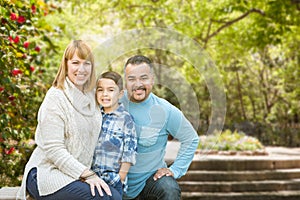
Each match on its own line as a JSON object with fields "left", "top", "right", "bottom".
{"left": 119, "top": 162, "right": 131, "bottom": 183}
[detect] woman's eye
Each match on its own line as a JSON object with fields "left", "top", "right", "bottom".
{"left": 85, "top": 61, "right": 92, "bottom": 66}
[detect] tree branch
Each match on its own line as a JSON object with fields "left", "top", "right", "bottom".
{"left": 204, "top": 8, "right": 265, "bottom": 43}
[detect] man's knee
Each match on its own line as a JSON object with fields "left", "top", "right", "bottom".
{"left": 157, "top": 176, "right": 181, "bottom": 199}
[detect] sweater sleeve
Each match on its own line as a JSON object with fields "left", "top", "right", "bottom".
{"left": 35, "top": 90, "right": 87, "bottom": 179}
{"left": 166, "top": 106, "right": 199, "bottom": 179}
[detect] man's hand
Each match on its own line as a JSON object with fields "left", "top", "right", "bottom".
{"left": 153, "top": 168, "right": 174, "bottom": 181}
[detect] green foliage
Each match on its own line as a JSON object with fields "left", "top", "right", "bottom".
{"left": 199, "top": 129, "right": 265, "bottom": 151}
{"left": 0, "top": 0, "right": 58, "bottom": 187}
{"left": 59, "top": 0, "right": 300, "bottom": 144}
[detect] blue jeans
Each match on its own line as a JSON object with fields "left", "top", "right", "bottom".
{"left": 133, "top": 173, "right": 181, "bottom": 200}
{"left": 26, "top": 168, "right": 121, "bottom": 200}
{"left": 112, "top": 180, "right": 123, "bottom": 197}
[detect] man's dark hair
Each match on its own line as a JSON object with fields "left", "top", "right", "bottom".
{"left": 124, "top": 55, "right": 153, "bottom": 69}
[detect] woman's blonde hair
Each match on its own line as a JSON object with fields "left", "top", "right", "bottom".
{"left": 52, "top": 40, "right": 96, "bottom": 92}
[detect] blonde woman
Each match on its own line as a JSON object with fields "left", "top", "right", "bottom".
{"left": 17, "top": 40, "right": 121, "bottom": 200}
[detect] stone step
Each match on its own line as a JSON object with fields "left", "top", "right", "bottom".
{"left": 179, "top": 179, "right": 300, "bottom": 193}
{"left": 189, "top": 157, "right": 300, "bottom": 171}
{"left": 179, "top": 168, "right": 300, "bottom": 181}
{"left": 0, "top": 187, "right": 33, "bottom": 200}
{"left": 181, "top": 191, "right": 300, "bottom": 200}
{"left": 0, "top": 187, "right": 19, "bottom": 200}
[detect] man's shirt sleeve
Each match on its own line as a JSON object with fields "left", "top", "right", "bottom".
{"left": 166, "top": 105, "right": 199, "bottom": 179}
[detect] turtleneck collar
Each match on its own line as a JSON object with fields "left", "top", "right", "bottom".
{"left": 63, "top": 77, "right": 96, "bottom": 116}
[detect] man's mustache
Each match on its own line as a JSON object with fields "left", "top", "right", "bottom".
{"left": 132, "top": 86, "right": 146, "bottom": 91}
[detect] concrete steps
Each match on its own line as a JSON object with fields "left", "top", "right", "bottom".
{"left": 180, "top": 169, "right": 300, "bottom": 181}
{"left": 179, "top": 152, "right": 300, "bottom": 200}
{"left": 181, "top": 191, "right": 300, "bottom": 200}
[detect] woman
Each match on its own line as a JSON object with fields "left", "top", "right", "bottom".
{"left": 17, "top": 40, "right": 121, "bottom": 200}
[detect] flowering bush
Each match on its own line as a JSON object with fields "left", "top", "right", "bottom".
{"left": 199, "top": 129, "right": 265, "bottom": 152}
{"left": 0, "top": 0, "right": 58, "bottom": 186}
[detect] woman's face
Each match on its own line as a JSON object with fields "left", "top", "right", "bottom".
{"left": 67, "top": 53, "right": 92, "bottom": 91}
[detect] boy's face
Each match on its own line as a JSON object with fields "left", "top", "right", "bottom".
{"left": 96, "top": 78, "right": 123, "bottom": 113}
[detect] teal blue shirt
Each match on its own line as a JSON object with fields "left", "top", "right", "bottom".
{"left": 121, "top": 92, "right": 199, "bottom": 199}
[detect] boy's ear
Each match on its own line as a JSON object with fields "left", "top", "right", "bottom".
{"left": 118, "top": 90, "right": 124, "bottom": 99}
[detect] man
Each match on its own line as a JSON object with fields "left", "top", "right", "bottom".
{"left": 121, "top": 55, "right": 199, "bottom": 200}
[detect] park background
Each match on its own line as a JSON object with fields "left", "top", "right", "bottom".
{"left": 0, "top": 0, "right": 299, "bottom": 187}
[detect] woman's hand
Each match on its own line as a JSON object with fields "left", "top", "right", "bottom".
{"left": 85, "top": 175, "right": 112, "bottom": 197}
{"left": 80, "top": 170, "right": 112, "bottom": 197}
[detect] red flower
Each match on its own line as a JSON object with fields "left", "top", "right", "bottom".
{"left": 0, "top": 86, "right": 4, "bottom": 92}
{"left": 1, "top": 18, "right": 7, "bottom": 24}
{"left": 12, "top": 68, "right": 22, "bottom": 76}
{"left": 5, "top": 147, "right": 15, "bottom": 155}
{"left": 10, "top": 13, "right": 17, "bottom": 21}
{"left": 17, "top": 16, "right": 26, "bottom": 23}
{"left": 8, "top": 95, "right": 15, "bottom": 101}
{"left": 9, "top": 36, "right": 20, "bottom": 44}
{"left": 30, "top": 66, "right": 35, "bottom": 72}
{"left": 24, "top": 41, "right": 30, "bottom": 48}
{"left": 34, "top": 46, "right": 41, "bottom": 52}
{"left": 31, "top": 4, "right": 36, "bottom": 14}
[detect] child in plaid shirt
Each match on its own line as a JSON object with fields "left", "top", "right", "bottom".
{"left": 92, "top": 71, "right": 137, "bottom": 197}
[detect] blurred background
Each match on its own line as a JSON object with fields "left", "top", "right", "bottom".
{"left": 0, "top": 0, "right": 299, "bottom": 186}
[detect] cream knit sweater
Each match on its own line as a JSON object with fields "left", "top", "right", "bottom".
{"left": 17, "top": 78, "right": 102, "bottom": 200}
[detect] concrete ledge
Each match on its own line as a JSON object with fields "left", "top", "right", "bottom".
{"left": 0, "top": 187, "right": 19, "bottom": 200}
{"left": 0, "top": 187, "right": 33, "bottom": 200}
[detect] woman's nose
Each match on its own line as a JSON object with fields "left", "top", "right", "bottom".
{"left": 78, "top": 63, "right": 85, "bottom": 71}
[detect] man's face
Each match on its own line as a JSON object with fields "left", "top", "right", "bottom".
{"left": 125, "top": 63, "right": 154, "bottom": 103}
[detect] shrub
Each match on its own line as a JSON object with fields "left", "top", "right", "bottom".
{"left": 0, "top": 0, "right": 58, "bottom": 187}
{"left": 199, "top": 129, "right": 265, "bottom": 151}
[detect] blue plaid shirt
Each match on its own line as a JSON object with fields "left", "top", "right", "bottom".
{"left": 92, "top": 103, "right": 137, "bottom": 187}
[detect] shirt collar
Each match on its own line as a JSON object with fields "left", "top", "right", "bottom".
{"left": 100, "top": 103, "right": 125, "bottom": 117}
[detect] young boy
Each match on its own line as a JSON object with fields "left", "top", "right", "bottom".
{"left": 92, "top": 71, "right": 137, "bottom": 196}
